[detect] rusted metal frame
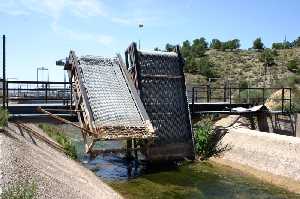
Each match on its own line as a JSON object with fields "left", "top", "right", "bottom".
{"left": 69, "top": 51, "right": 94, "bottom": 130}
{"left": 14, "top": 121, "right": 65, "bottom": 153}
{"left": 124, "top": 43, "right": 146, "bottom": 158}
{"left": 68, "top": 51, "right": 97, "bottom": 153}
{"left": 176, "top": 45, "right": 195, "bottom": 159}
{"left": 125, "top": 42, "right": 142, "bottom": 91}
{"left": 37, "top": 107, "right": 97, "bottom": 135}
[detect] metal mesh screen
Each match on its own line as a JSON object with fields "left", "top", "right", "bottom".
{"left": 137, "top": 51, "right": 193, "bottom": 145}
{"left": 79, "top": 55, "right": 145, "bottom": 128}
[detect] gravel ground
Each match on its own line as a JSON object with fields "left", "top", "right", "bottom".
{"left": 0, "top": 122, "right": 122, "bottom": 199}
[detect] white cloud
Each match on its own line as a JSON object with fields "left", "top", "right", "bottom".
{"left": 69, "top": 0, "right": 106, "bottom": 17}
{"left": 95, "top": 35, "right": 113, "bottom": 45}
{"left": 51, "top": 22, "right": 113, "bottom": 45}
{"left": 0, "top": 0, "right": 105, "bottom": 19}
{"left": 0, "top": 0, "right": 29, "bottom": 16}
{"left": 111, "top": 15, "right": 158, "bottom": 27}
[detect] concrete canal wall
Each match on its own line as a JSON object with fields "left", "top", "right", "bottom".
{"left": 215, "top": 127, "right": 300, "bottom": 193}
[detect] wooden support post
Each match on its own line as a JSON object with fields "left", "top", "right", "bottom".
{"left": 133, "top": 139, "right": 138, "bottom": 160}
{"left": 126, "top": 139, "right": 133, "bottom": 160}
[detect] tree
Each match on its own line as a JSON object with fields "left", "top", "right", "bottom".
{"left": 221, "top": 39, "right": 240, "bottom": 51}
{"left": 292, "top": 37, "right": 300, "bottom": 47}
{"left": 165, "top": 43, "right": 176, "bottom": 52}
{"left": 253, "top": 37, "right": 264, "bottom": 50}
{"left": 154, "top": 47, "right": 161, "bottom": 51}
{"left": 272, "top": 42, "right": 284, "bottom": 49}
{"left": 210, "top": 39, "right": 222, "bottom": 50}
{"left": 191, "top": 37, "right": 208, "bottom": 57}
{"left": 272, "top": 41, "right": 292, "bottom": 49}
{"left": 181, "top": 40, "right": 191, "bottom": 58}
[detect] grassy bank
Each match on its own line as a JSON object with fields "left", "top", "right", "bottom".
{"left": 1, "top": 181, "right": 37, "bottom": 199}
{"left": 38, "top": 123, "right": 77, "bottom": 159}
{"left": 0, "top": 108, "right": 9, "bottom": 127}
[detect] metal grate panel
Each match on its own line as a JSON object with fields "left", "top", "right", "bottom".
{"left": 126, "top": 43, "right": 194, "bottom": 160}
{"left": 79, "top": 55, "right": 145, "bottom": 128}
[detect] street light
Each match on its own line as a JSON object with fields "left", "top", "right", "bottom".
{"left": 36, "top": 67, "right": 48, "bottom": 88}
{"left": 138, "top": 24, "right": 144, "bottom": 50}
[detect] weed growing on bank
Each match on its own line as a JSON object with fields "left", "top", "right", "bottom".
{"left": 38, "top": 123, "right": 77, "bottom": 159}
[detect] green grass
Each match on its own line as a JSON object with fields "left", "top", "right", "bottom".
{"left": 0, "top": 108, "right": 9, "bottom": 127}
{"left": 1, "top": 181, "right": 37, "bottom": 199}
{"left": 38, "top": 123, "right": 77, "bottom": 159}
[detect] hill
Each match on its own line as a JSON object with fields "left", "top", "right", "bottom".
{"left": 184, "top": 48, "right": 300, "bottom": 111}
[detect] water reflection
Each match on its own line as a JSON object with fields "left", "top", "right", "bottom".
{"left": 81, "top": 154, "right": 143, "bottom": 181}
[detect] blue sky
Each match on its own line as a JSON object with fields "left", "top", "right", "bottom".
{"left": 0, "top": 0, "right": 300, "bottom": 81}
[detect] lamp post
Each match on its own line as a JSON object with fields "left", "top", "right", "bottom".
{"left": 36, "top": 67, "right": 48, "bottom": 88}
{"left": 138, "top": 24, "right": 144, "bottom": 50}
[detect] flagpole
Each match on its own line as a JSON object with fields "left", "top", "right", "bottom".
{"left": 138, "top": 24, "right": 143, "bottom": 50}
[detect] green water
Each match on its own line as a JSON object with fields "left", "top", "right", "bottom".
{"left": 109, "top": 161, "right": 300, "bottom": 199}
{"left": 58, "top": 124, "right": 300, "bottom": 199}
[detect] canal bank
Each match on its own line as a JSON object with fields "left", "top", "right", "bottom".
{"left": 213, "top": 126, "right": 300, "bottom": 194}
{"left": 57, "top": 123, "right": 300, "bottom": 198}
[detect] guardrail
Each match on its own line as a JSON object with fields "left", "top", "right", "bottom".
{"left": 0, "top": 80, "right": 72, "bottom": 107}
{"left": 188, "top": 86, "right": 292, "bottom": 113}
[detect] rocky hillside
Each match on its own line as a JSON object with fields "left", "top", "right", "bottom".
{"left": 185, "top": 48, "right": 300, "bottom": 87}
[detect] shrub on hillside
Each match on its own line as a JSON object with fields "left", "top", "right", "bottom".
{"left": 235, "top": 89, "right": 272, "bottom": 104}
{"left": 259, "top": 49, "right": 277, "bottom": 66}
{"left": 287, "top": 59, "right": 299, "bottom": 72}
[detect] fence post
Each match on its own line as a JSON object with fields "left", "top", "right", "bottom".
{"left": 282, "top": 88, "right": 284, "bottom": 113}
{"left": 238, "top": 88, "right": 241, "bottom": 104}
{"left": 290, "top": 88, "right": 292, "bottom": 113}
{"left": 191, "top": 87, "right": 195, "bottom": 115}
{"left": 45, "top": 82, "right": 48, "bottom": 103}
{"left": 229, "top": 86, "right": 232, "bottom": 108}
{"left": 263, "top": 87, "right": 265, "bottom": 105}
{"left": 224, "top": 84, "right": 227, "bottom": 102}
{"left": 207, "top": 84, "right": 210, "bottom": 103}
{"left": 2, "top": 35, "right": 6, "bottom": 108}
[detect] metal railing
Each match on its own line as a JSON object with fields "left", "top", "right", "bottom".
{"left": 0, "top": 80, "right": 72, "bottom": 107}
{"left": 188, "top": 85, "right": 292, "bottom": 113}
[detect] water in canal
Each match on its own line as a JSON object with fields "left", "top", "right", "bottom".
{"left": 60, "top": 124, "right": 300, "bottom": 199}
